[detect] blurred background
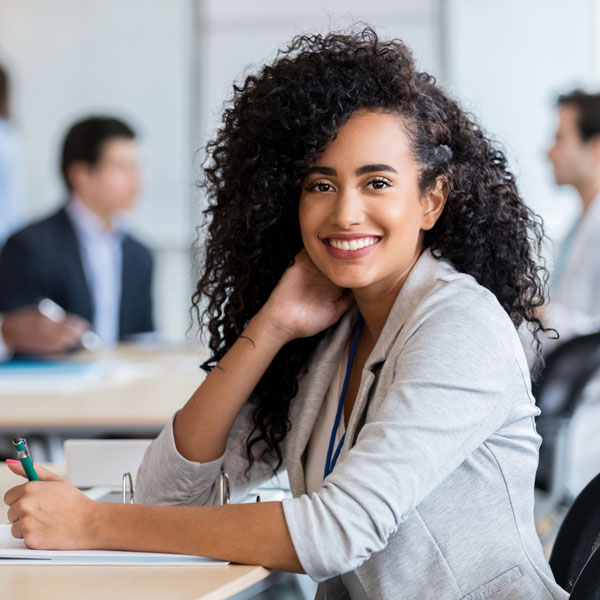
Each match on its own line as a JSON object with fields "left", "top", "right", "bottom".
{"left": 1, "top": 0, "right": 598, "bottom": 343}
{"left": 1, "top": 2, "right": 600, "bottom": 596}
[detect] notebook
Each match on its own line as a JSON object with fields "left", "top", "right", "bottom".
{"left": 0, "top": 524, "right": 228, "bottom": 565}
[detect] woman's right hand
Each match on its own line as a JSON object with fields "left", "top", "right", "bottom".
{"left": 257, "top": 248, "right": 354, "bottom": 345}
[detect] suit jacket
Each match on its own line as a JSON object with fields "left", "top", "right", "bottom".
{"left": 0, "top": 206, "right": 153, "bottom": 340}
{"left": 136, "top": 250, "right": 567, "bottom": 600}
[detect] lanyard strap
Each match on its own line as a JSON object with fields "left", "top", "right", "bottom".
{"left": 324, "top": 313, "right": 363, "bottom": 479}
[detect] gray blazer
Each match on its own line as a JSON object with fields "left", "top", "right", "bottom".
{"left": 137, "top": 250, "right": 568, "bottom": 600}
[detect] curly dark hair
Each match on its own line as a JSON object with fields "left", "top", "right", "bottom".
{"left": 192, "top": 27, "right": 549, "bottom": 473}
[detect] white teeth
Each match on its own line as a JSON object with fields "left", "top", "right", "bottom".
{"left": 328, "top": 237, "right": 379, "bottom": 251}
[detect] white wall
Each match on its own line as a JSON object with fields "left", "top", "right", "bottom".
{"left": 0, "top": 0, "right": 197, "bottom": 341}
{"left": 443, "top": 0, "right": 600, "bottom": 250}
{"left": 196, "top": 0, "right": 442, "bottom": 157}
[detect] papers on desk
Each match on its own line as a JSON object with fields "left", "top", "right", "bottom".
{"left": 0, "top": 524, "right": 228, "bottom": 565}
{"left": 0, "top": 358, "right": 152, "bottom": 395}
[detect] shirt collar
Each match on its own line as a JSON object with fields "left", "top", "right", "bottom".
{"left": 66, "top": 196, "right": 123, "bottom": 240}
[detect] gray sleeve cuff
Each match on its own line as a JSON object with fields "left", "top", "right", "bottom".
{"left": 136, "top": 414, "right": 225, "bottom": 506}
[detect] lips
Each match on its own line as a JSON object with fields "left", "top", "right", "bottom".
{"left": 321, "top": 235, "right": 382, "bottom": 259}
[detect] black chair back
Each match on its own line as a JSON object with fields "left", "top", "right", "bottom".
{"left": 549, "top": 471, "right": 600, "bottom": 593}
{"left": 569, "top": 547, "right": 600, "bottom": 600}
{"left": 534, "top": 332, "right": 600, "bottom": 417}
{"left": 533, "top": 332, "right": 600, "bottom": 492}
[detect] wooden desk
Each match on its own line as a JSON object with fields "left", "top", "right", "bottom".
{"left": 0, "top": 464, "right": 275, "bottom": 600}
{"left": 0, "top": 345, "right": 208, "bottom": 434}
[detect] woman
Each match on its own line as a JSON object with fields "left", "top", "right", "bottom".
{"left": 5, "top": 29, "right": 567, "bottom": 599}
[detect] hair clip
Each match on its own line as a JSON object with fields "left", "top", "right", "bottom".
{"left": 434, "top": 144, "right": 453, "bottom": 162}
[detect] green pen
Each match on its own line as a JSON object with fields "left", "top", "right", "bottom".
{"left": 12, "top": 438, "right": 40, "bottom": 481}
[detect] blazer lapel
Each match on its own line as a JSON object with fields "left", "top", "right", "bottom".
{"left": 285, "top": 249, "right": 451, "bottom": 494}
{"left": 285, "top": 309, "right": 357, "bottom": 497}
{"left": 343, "top": 249, "right": 451, "bottom": 455}
{"left": 56, "top": 207, "right": 94, "bottom": 322}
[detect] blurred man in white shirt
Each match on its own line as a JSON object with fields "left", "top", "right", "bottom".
{"left": 546, "top": 90, "right": 600, "bottom": 342}
{"left": 544, "top": 89, "right": 600, "bottom": 497}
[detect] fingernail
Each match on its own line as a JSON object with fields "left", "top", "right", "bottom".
{"left": 6, "top": 459, "right": 19, "bottom": 464}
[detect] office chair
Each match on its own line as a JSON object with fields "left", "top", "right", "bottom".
{"left": 569, "top": 547, "right": 600, "bottom": 600}
{"left": 533, "top": 332, "right": 600, "bottom": 508}
{"left": 549, "top": 470, "right": 600, "bottom": 594}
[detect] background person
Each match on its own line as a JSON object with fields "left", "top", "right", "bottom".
{"left": 545, "top": 90, "right": 600, "bottom": 344}
{"left": 0, "top": 116, "right": 154, "bottom": 351}
{"left": 541, "top": 90, "right": 600, "bottom": 497}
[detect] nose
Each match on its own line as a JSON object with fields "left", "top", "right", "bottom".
{"left": 331, "top": 185, "right": 365, "bottom": 229}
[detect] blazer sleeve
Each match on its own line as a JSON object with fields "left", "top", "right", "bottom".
{"left": 135, "top": 400, "right": 285, "bottom": 506}
{"left": 281, "top": 301, "right": 531, "bottom": 581}
{"left": 0, "top": 231, "right": 44, "bottom": 311}
{"left": 144, "top": 251, "right": 154, "bottom": 332}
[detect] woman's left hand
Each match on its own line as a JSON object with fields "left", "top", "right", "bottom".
{"left": 3, "top": 460, "right": 96, "bottom": 550}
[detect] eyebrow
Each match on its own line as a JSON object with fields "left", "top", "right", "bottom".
{"left": 307, "top": 164, "right": 398, "bottom": 177}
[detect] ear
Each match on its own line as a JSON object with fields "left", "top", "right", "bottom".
{"left": 587, "top": 133, "right": 600, "bottom": 162}
{"left": 66, "top": 161, "right": 92, "bottom": 192}
{"left": 421, "top": 177, "right": 448, "bottom": 231}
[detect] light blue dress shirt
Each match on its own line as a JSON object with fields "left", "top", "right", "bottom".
{"left": 65, "top": 197, "right": 123, "bottom": 346}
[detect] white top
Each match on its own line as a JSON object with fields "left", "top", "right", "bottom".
{"left": 304, "top": 338, "right": 368, "bottom": 600}
{"left": 304, "top": 350, "right": 347, "bottom": 493}
{"left": 546, "top": 192, "right": 600, "bottom": 346}
{"left": 544, "top": 192, "right": 600, "bottom": 497}
{"left": 66, "top": 197, "right": 123, "bottom": 346}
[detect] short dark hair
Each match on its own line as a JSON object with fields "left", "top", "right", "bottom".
{"left": 60, "top": 116, "right": 135, "bottom": 190}
{"left": 0, "top": 65, "right": 9, "bottom": 119}
{"left": 557, "top": 90, "right": 600, "bottom": 142}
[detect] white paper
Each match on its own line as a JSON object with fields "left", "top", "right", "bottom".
{"left": 0, "top": 524, "right": 228, "bottom": 565}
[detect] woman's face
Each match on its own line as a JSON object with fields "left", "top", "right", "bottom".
{"left": 299, "top": 110, "right": 445, "bottom": 294}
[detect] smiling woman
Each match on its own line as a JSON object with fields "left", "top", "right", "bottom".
{"left": 4, "top": 27, "right": 567, "bottom": 600}
{"left": 299, "top": 110, "right": 445, "bottom": 313}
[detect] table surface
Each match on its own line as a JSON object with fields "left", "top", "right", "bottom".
{"left": 0, "top": 464, "right": 273, "bottom": 600}
{"left": 0, "top": 344, "right": 208, "bottom": 432}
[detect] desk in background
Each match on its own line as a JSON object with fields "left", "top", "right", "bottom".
{"left": 0, "top": 344, "right": 208, "bottom": 437}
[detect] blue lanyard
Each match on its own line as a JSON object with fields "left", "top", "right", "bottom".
{"left": 324, "top": 314, "right": 363, "bottom": 480}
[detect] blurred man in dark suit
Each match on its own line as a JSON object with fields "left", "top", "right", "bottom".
{"left": 0, "top": 116, "right": 154, "bottom": 356}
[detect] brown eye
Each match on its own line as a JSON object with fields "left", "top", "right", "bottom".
{"left": 305, "top": 180, "right": 334, "bottom": 193}
{"left": 367, "top": 177, "right": 391, "bottom": 190}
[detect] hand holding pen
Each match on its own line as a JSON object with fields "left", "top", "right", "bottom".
{"left": 11, "top": 438, "right": 39, "bottom": 481}
{"left": 1, "top": 299, "right": 95, "bottom": 355}
{"left": 5, "top": 439, "right": 94, "bottom": 550}
{"left": 38, "top": 298, "right": 102, "bottom": 351}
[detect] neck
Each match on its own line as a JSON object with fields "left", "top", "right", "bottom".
{"left": 74, "top": 195, "right": 115, "bottom": 230}
{"left": 351, "top": 245, "right": 423, "bottom": 348}
{"left": 575, "top": 178, "right": 600, "bottom": 216}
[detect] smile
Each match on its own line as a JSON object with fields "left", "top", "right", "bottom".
{"left": 321, "top": 235, "right": 382, "bottom": 259}
{"left": 328, "top": 236, "right": 379, "bottom": 250}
